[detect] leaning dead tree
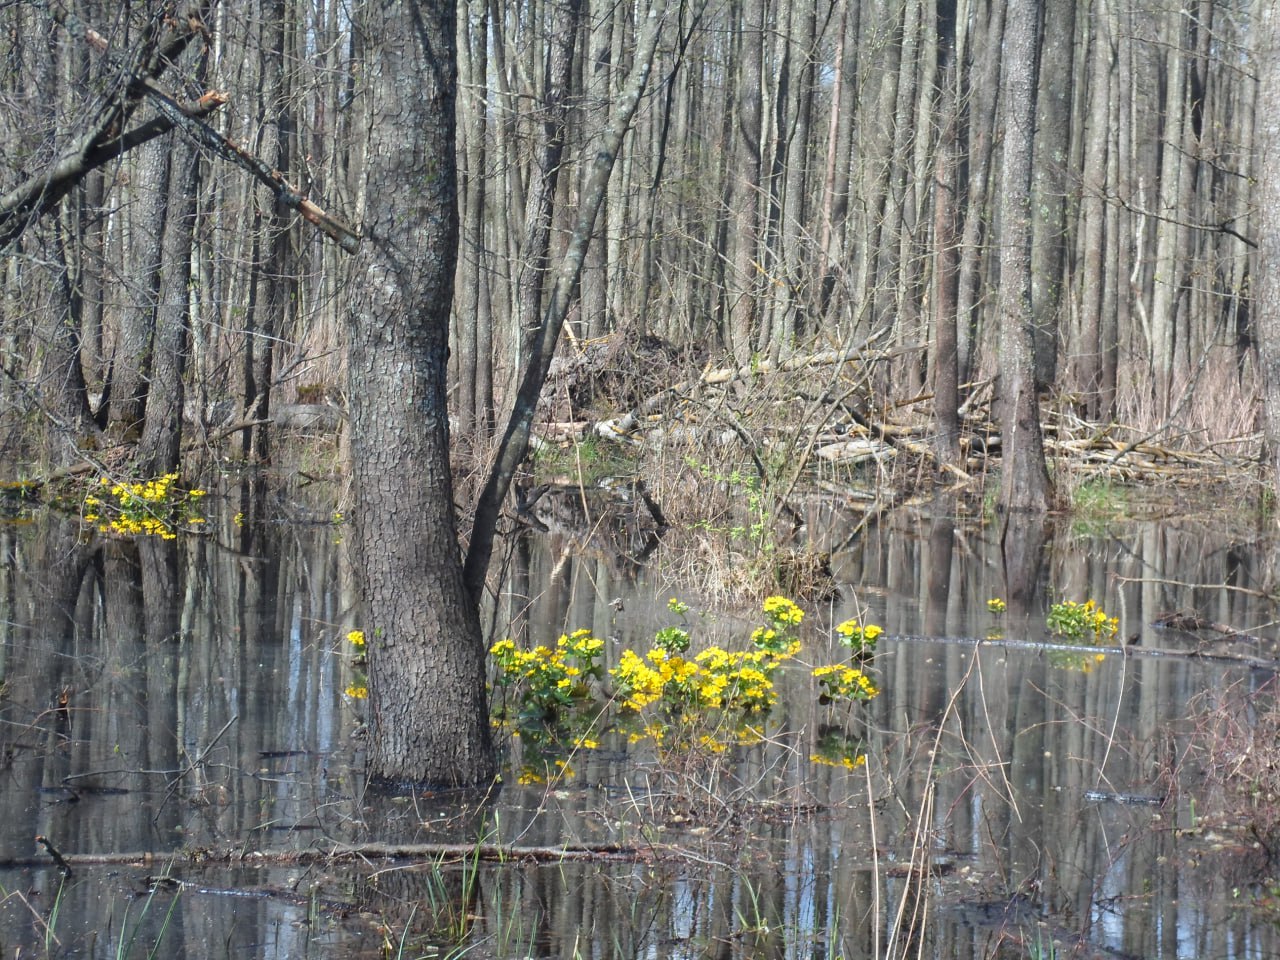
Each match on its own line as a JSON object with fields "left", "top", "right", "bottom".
{"left": 463, "top": 0, "right": 671, "bottom": 601}
{"left": 1, "top": 2, "right": 357, "bottom": 252}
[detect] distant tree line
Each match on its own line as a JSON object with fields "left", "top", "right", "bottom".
{"left": 0, "top": 0, "right": 1267, "bottom": 469}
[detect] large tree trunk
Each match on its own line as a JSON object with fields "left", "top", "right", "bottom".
{"left": 931, "top": 1, "right": 960, "bottom": 468}
{"left": 1028, "top": 0, "right": 1075, "bottom": 389}
{"left": 348, "top": 0, "right": 495, "bottom": 788}
{"left": 136, "top": 134, "right": 200, "bottom": 475}
{"left": 996, "top": 0, "right": 1052, "bottom": 519}
{"left": 107, "top": 138, "right": 168, "bottom": 441}
{"left": 1256, "top": 0, "right": 1280, "bottom": 507}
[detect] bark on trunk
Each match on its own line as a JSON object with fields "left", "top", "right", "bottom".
{"left": 996, "top": 0, "right": 1052, "bottom": 519}
{"left": 1256, "top": 0, "right": 1280, "bottom": 507}
{"left": 348, "top": 0, "right": 495, "bottom": 788}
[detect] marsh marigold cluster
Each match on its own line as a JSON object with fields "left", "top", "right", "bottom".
{"left": 490, "top": 629, "right": 605, "bottom": 720}
{"left": 81, "top": 473, "right": 207, "bottom": 540}
{"left": 1046, "top": 599, "right": 1119, "bottom": 644}
{"left": 488, "top": 596, "right": 883, "bottom": 780}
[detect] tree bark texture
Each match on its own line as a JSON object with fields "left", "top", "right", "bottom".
{"left": 1255, "top": 0, "right": 1280, "bottom": 505}
{"left": 996, "top": 0, "right": 1052, "bottom": 517}
{"left": 348, "top": 0, "right": 495, "bottom": 788}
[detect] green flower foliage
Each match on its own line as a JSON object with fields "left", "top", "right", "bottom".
{"left": 1047, "top": 599, "right": 1118, "bottom": 644}
{"left": 81, "top": 473, "right": 207, "bottom": 540}
{"left": 490, "top": 629, "right": 605, "bottom": 723}
{"left": 1045, "top": 599, "right": 1118, "bottom": 673}
{"left": 488, "top": 597, "right": 886, "bottom": 783}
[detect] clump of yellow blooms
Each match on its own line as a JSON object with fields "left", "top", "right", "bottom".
{"left": 490, "top": 628, "right": 605, "bottom": 720}
{"left": 810, "top": 752, "right": 867, "bottom": 770}
{"left": 611, "top": 643, "right": 789, "bottom": 713}
{"left": 81, "top": 472, "right": 207, "bottom": 540}
{"left": 489, "top": 596, "right": 884, "bottom": 781}
{"left": 762, "top": 595, "right": 804, "bottom": 626}
{"left": 344, "top": 629, "right": 369, "bottom": 699}
{"left": 1044, "top": 599, "right": 1118, "bottom": 673}
{"left": 1047, "top": 599, "right": 1119, "bottom": 644}
{"left": 813, "top": 664, "right": 879, "bottom": 702}
{"left": 835, "top": 618, "right": 883, "bottom": 659}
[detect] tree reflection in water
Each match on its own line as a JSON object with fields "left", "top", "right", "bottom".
{"left": 0, "top": 494, "right": 1275, "bottom": 958}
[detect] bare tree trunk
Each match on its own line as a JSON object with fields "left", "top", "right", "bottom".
{"left": 1076, "top": 3, "right": 1112, "bottom": 415}
{"left": 955, "top": 0, "right": 1005, "bottom": 384}
{"left": 454, "top": 0, "right": 490, "bottom": 436}
{"left": 241, "top": 0, "right": 296, "bottom": 461}
{"left": 1150, "top": 6, "right": 1189, "bottom": 414}
{"left": 1255, "top": 0, "right": 1280, "bottom": 506}
{"left": 136, "top": 135, "right": 200, "bottom": 475}
{"left": 348, "top": 0, "right": 495, "bottom": 788}
{"left": 107, "top": 138, "right": 169, "bottom": 441}
{"left": 1028, "top": 0, "right": 1074, "bottom": 388}
{"left": 730, "top": 0, "right": 764, "bottom": 364}
{"left": 464, "top": 0, "right": 668, "bottom": 602}
{"left": 932, "top": 0, "right": 961, "bottom": 467}
{"left": 996, "top": 0, "right": 1051, "bottom": 518}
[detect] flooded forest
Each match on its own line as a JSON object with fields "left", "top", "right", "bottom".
{"left": 4, "top": 0, "right": 1280, "bottom": 957}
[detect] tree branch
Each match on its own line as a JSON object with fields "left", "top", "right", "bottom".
{"left": 463, "top": 0, "right": 670, "bottom": 600}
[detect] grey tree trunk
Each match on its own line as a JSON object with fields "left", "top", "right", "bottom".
{"left": 996, "top": 0, "right": 1051, "bottom": 518}
{"left": 136, "top": 134, "right": 200, "bottom": 475}
{"left": 1028, "top": 0, "right": 1074, "bottom": 389}
{"left": 348, "top": 0, "right": 495, "bottom": 788}
{"left": 108, "top": 138, "right": 169, "bottom": 441}
{"left": 932, "top": 2, "right": 960, "bottom": 468}
{"left": 1255, "top": 0, "right": 1280, "bottom": 506}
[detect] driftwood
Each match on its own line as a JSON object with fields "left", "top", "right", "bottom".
{"left": 890, "top": 632, "right": 1280, "bottom": 669}
{"left": 527, "top": 336, "right": 1254, "bottom": 498}
{"left": 1153, "top": 611, "right": 1272, "bottom": 646}
{"left": 17, "top": 840, "right": 656, "bottom": 871}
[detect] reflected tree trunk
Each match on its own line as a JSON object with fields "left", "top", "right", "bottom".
{"left": 1000, "top": 511, "right": 1047, "bottom": 619}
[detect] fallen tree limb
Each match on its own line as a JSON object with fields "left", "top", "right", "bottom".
{"left": 19, "top": 840, "right": 666, "bottom": 871}
{"left": 889, "top": 633, "right": 1280, "bottom": 668}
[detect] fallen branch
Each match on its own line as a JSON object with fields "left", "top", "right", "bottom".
{"left": 2, "top": 840, "right": 666, "bottom": 870}
{"left": 889, "top": 632, "right": 1280, "bottom": 668}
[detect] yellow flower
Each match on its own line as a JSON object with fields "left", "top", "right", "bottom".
{"left": 763, "top": 595, "right": 805, "bottom": 626}
{"left": 347, "top": 630, "right": 366, "bottom": 648}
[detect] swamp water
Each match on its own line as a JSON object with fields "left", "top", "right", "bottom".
{"left": 0, "top": 489, "right": 1278, "bottom": 959}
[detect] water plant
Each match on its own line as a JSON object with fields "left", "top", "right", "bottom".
{"left": 345, "top": 629, "right": 368, "bottom": 699}
{"left": 835, "top": 617, "right": 882, "bottom": 661}
{"left": 80, "top": 472, "right": 207, "bottom": 540}
{"left": 489, "top": 596, "right": 884, "bottom": 781}
{"left": 1046, "top": 599, "right": 1118, "bottom": 644}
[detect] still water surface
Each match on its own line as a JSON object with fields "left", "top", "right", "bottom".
{"left": 0, "top": 489, "right": 1276, "bottom": 958}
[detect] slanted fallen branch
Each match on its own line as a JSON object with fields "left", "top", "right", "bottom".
{"left": 18, "top": 840, "right": 666, "bottom": 871}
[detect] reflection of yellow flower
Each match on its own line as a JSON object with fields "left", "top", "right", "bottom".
{"left": 810, "top": 753, "right": 867, "bottom": 769}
